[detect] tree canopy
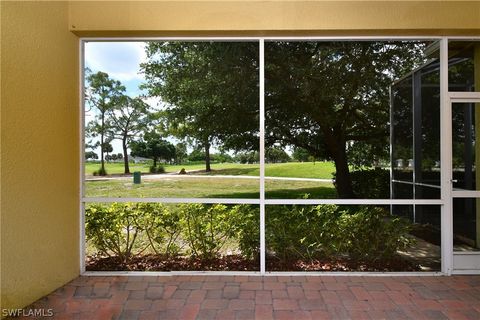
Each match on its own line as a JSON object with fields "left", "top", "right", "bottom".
{"left": 141, "top": 41, "right": 259, "bottom": 171}
{"left": 140, "top": 40, "right": 426, "bottom": 197}
{"left": 265, "top": 41, "right": 426, "bottom": 197}
{"left": 108, "top": 95, "right": 150, "bottom": 173}
{"left": 130, "top": 131, "right": 176, "bottom": 168}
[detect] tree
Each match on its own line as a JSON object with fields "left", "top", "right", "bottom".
{"left": 130, "top": 131, "right": 176, "bottom": 168}
{"left": 102, "top": 142, "right": 113, "bottom": 160}
{"left": 265, "top": 147, "right": 291, "bottom": 163}
{"left": 85, "top": 71, "right": 125, "bottom": 175}
{"left": 141, "top": 42, "right": 259, "bottom": 172}
{"left": 108, "top": 95, "right": 149, "bottom": 174}
{"left": 292, "top": 147, "right": 310, "bottom": 162}
{"left": 85, "top": 151, "right": 98, "bottom": 160}
{"left": 265, "top": 41, "right": 426, "bottom": 197}
{"left": 142, "top": 41, "right": 425, "bottom": 197}
{"left": 174, "top": 142, "right": 188, "bottom": 164}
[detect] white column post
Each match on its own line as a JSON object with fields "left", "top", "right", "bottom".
{"left": 440, "top": 38, "right": 453, "bottom": 275}
{"left": 79, "top": 39, "right": 86, "bottom": 274}
{"left": 259, "top": 39, "right": 266, "bottom": 274}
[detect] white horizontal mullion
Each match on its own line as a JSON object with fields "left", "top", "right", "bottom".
{"left": 82, "top": 197, "right": 444, "bottom": 206}
{"left": 451, "top": 191, "right": 480, "bottom": 198}
{"left": 448, "top": 92, "right": 480, "bottom": 101}
{"left": 82, "top": 197, "right": 261, "bottom": 204}
{"left": 264, "top": 199, "right": 444, "bottom": 205}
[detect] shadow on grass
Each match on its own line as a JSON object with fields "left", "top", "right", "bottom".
{"left": 206, "top": 186, "right": 337, "bottom": 199}
{"left": 195, "top": 167, "right": 259, "bottom": 176}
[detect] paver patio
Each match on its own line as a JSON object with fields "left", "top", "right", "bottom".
{"left": 18, "top": 275, "right": 480, "bottom": 319}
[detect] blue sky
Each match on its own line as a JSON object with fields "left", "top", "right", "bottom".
{"left": 85, "top": 42, "right": 152, "bottom": 155}
{"left": 85, "top": 41, "right": 147, "bottom": 97}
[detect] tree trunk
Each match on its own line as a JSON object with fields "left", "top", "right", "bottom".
{"left": 205, "top": 141, "right": 211, "bottom": 172}
{"left": 333, "top": 147, "right": 355, "bottom": 198}
{"left": 122, "top": 137, "right": 130, "bottom": 174}
{"left": 100, "top": 114, "right": 105, "bottom": 175}
{"left": 153, "top": 157, "right": 158, "bottom": 168}
{"left": 323, "top": 130, "right": 355, "bottom": 198}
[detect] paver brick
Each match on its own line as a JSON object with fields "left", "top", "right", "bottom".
{"left": 179, "top": 303, "right": 200, "bottom": 320}
{"left": 228, "top": 298, "right": 255, "bottom": 310}
{"left": 255, "top": 290, "right": 272, "bottom": 305}
{"left": 273, "top": 298, "right": 299, "bottom": 311}
{"left": 20, "top": 275, "right": 480, "bottom": 320}
{"left": 202, "top": 298, "right": 229, "bottom": 310}
{"left": 255, "top": 305, "right": 273, "bottom": 319}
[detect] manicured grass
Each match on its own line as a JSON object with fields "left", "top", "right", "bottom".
{"left": 85, "top": 176, "right": 336, "bottom": 199}
{"left": 85, "top": 161, "right": 336, "bottom": 179}
{"left": 85, "top": 162, "right": 152, "bottom": 175}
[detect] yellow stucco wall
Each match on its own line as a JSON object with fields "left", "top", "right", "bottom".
{"left": 1, "top": 1, "right": 79, "bottom": 310}
{"left": 69, "top": 0, "right": 480, "bottom": 36}
{"left": 1, "top": 0, "right": 480, "bottom": 312}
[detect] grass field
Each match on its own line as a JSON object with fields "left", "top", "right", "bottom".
{"left": 85, "top": 161, "right": 337, "bottom": 198}
{"left": 85, "top": 161, "right": 336, "bottom": 179}
{"left": 85, "top": 177, "right": 336, "bottom": 199}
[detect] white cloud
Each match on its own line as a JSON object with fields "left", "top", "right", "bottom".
{"left": 85, "top": 42, "right": 147, "bottom": 82}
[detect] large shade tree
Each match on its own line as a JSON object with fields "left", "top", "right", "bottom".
{"left": 265, "top": 41, "right": 426, "bottom": 197}
{"left": 141, "top": 41, "right": 426, "bottom": 197}
{"left": 141, "top": 42, "right": 259, "bottom": 172}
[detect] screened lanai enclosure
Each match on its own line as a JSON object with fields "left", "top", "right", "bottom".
{"left": 82, "top": 39, "right": 480, "bottom": 274}
{"left": 391, "top": 41, "right": 479, "bottom": 256}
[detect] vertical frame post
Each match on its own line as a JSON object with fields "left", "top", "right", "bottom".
{"left": 413, "top": 70, "right": 423, "bottom": 222}
{"left": 440, "top": 38, "right": 453, "bottom": 275}
{"left": 389, "top": 86, "right": 394, "bottom": 215}
{"left": 79, "top": 40, "right": 86, "bottom": 274}
{"left": 259, "top": 39, "right": 266, "bottom": 274}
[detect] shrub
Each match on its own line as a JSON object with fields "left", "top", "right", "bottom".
{"left": 333, "top": 168, "right": 390, "bottom": 198}
{"left": 85, "top": 202, "right": 145, "bottom": 263}
{"left": 265, "top": 205, "right": 413, "bottom": 263}
{"left": 93, "top": 167, "right": 107, "bottom": 176}
{"left": 137, "top": 203, "right": 182, "bottom": 257}
{"left": 334, "top": 206, "right": 413, "bottom": 261}
{"left": 179, "top": 204, "right": 244, "bottom": 260}
{"left": 266, "top": 205, "right": 340, "bottom": 262}
{"left": 234, "top": 205, "right": 260, "bottom": 260}
{"left": 149, "top": 165, "right": 166, "bottom": 173}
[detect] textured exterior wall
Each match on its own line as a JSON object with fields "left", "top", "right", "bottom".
{"left": 69, "top": 1, "right": 480, "bottom": 36}
{"left": 1, "top": 1, "right": 79, "bottom": 310}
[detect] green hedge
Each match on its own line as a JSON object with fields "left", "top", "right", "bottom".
{"left": 86, "top": 202, "right": 412, "bottom": 264}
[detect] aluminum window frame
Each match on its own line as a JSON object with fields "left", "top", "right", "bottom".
{"left": 80, "top": 36, "right": 480, "bottom": 276}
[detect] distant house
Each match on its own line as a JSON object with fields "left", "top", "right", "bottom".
{"left": 131, "top": 156, "right": 150, "bottom": 164}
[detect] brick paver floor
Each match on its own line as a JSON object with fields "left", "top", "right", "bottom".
{"left": 18, "top": 275, "right": 480, "bottom": 319}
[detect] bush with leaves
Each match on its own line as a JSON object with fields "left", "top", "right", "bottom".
{"left": 93, "top": 167, "right": 107, "bottom": 176}
{"left": 333, "top": 168, "right": 390, "bottom": 198}
{"left": 149, "top": 165, "right": 165, "bottom": 173}
{"left": 85, "top": 202, "right": 146, "bottom": 263}
{"left": 137, "top": 203, "right": 182, "bottom": 257}
{"left": 234, "top": 205, "right": 260, "bottom": 260}
{"left": 266, "top": 205, "right": 413, "bottom": 263}
{"left": 179, "top": 204, "right": 245, "bottom": 260}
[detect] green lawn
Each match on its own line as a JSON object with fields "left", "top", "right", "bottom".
{"left": 85, "top": 161, "right": 336, "bottom": 179}
{"left": 85, "top": 176, "right": 336, "bottom": 199}
{"left": 85, "top": 161, "right": 337, "bottom": 198}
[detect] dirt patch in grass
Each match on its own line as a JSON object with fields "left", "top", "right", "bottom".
{"left": 86, "top": 254, "right": 420, "bottom": 272}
